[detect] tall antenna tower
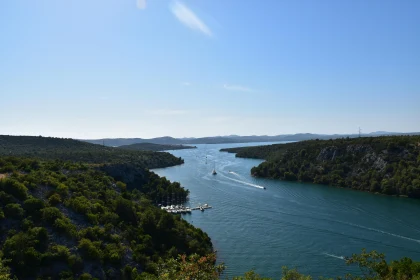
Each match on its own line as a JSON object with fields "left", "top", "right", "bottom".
{"left": 358, "top": 127, "right": 362, "bottom": 138}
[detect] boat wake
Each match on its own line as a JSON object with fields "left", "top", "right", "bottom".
{"left": 221, "top": 173, "right": 265, "bottom": 189}
{"left": 323, "top": 253, "right": 345, "bottom": 260}
{"left": 345, "top": 222, "right": 420, "bottom": 244}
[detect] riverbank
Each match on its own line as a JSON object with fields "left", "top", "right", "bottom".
{"left": 222, "top": 136, "right": 420, "bottom": 199}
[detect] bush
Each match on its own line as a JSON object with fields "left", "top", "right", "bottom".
{"left": 4, "top": 203, "right": 24, "bottom": 219}
{"left": 68, "top": 254, "right": 84, "bottom": 273}
{"left": 23, "top": 198, "right": 45, "bottom": 219}
{"left": 0, "top": 179, "right": 28, "bottom": 200}
{"left": 79, "top": 273, "right": 93, "bottom": 280}
{"left": 48, "top": 193, "right": 62, "bottom": 206}
{"left": 51, "top": 245, "right": 71, "bottom": 261}
{"left": 41, "top": 207, "right": 63, "bottom": 223}
{"left": 57, "top": 183, "right": 69, "bottom": 197}
{"left": 0, "top": 191, "right": 14, "bottom": 205}
{"left": 54, "top": 218, "right": 77, "bottom": 237}
{"left": 78, "top": 238, "right": 102, "bottom": 260}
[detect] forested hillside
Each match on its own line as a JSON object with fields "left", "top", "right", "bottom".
{"left": 222, "top": 136, "right": 420, "bottom": 198}
{"left": 0, "top": 157, "right": 211, "bottom": 279}
{"left": 0, "top": 136, "right": 209, "bottom": 278}
{"left": 0, "top": 136, "right": 183, "bottom": 169}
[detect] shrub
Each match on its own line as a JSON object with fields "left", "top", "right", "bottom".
{"left": 48, "top": 193, "right": 62, "bottom": 206}
{"left": 79, "top": 273, "right": 93, "bottom": 280}
{"left": 23, "top": 198, "right": 45, "bottom": 219}
{"left": 0, "top": 179, "right": 28, "bottom": 200}
{"left": 68, "top": 254, "right": 84, "bottom": 273}
{"left": 57, "top": 183, "right": 69, "bottom": 197}
{"left": 41, "top": 207, "right": 63, "bottom": 223}
{"left": 54, "top": 218, "right": 77, "bottom": 237}
{"left": 78, "top": 238, "right": 102, "bottom": 260}
{"left": 4, "top": 203, "right": 24, "bottom": 219}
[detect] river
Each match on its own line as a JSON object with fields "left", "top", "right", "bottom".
{"left": 152, "top": 142, "right": 420, "bottom": 278}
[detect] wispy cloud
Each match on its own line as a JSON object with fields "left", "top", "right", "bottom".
{"left": 182, "top": 82, "right": 191, "bottom": 86}
{"left": 170, "top": 1, "right": 212, "bottom": 36}
{"left": 223, "top": 84, "right": 254, "bottom": 92}
{"left": 137, "top": 0, "right": 146, "bottom": 9}
{"left": 147, "top": 109, "right": 188, "bottom": 116}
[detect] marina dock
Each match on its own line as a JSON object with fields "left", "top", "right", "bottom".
{"left": 161, "top": 203, "right": 212, "bottom": 214}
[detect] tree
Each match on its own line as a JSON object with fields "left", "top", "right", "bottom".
{"left": 0, "top": 251, "right": 11, "bottom": 280}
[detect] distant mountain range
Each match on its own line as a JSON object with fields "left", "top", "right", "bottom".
{"left": 81, "top": 131, "right": 420, "bottom": 147}
{"left": 118, "top": 143, "right": 196, "bottom": 151}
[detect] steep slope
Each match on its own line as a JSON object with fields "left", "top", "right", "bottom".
{"left": 222, "top": 136, "right": 420, "bottom": 198}
{"left": 0, "top": 135, "right": 183, "bottom": 169}
{"left": 0, "top": 157, "right": 212, "bottom": 279}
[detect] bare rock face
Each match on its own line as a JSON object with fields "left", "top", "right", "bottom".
{"left": 317, "top": 146, "right": 339, "bottom": 161}
{"left": 346, "top": 144, "right": 374, "bottom": 154}
{"left": 362, "top": 152, "right": 387, "bottom": 172}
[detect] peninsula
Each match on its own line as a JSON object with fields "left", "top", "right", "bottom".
{"left": 221, "top": 135, "right": 420, "bottom": 198}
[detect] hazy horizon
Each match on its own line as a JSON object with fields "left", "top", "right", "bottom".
{"left": 1, "top": 0, "right": 419, "bottom": 138}
{"left": 3, "top": 130, "right": 419, "bottom": 140}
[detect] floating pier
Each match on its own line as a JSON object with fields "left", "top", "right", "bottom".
{"left": 161, "top": 203, "right": 212, "bottom": 214}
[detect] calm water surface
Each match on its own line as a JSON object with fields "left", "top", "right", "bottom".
{"left": 153, "top": 142, "right": 420, "bottom": 278}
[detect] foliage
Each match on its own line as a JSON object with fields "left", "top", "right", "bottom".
{"left": 3, "top": 204, "right": 24, "bottom": 219}
{"left": 124, "top": 253, "right": 225, "bottom": 280}
{"left": 0, "top": 252, "right": 11, "bottom": 280}
{"left": 0, "top": 135, "right": 184, "bottom": 169}
{"left": 223, "top": 136, "right": 420, "bottom": 198}
{"left": 0, "top": 156, "right": 212, "bottom": 279}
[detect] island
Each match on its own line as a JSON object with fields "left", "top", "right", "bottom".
{"left": 221, "top": 135, "right": 420, "bottom": 198}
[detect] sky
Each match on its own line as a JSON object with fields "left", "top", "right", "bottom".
{"left": 1, "top": 0, "right": 419, "bottom": 139}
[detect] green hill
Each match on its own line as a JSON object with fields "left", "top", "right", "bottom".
{"left": 222, "top": 136, "right": 420, "bottom": 198}
{"left": 0, "top": 157, "right": 211, "bottom": 279}
{"left": 119, "top": 142, "right": 196, "bottom": 152}
{"left": 0, "top": 136, "right": 212, "bottom": 278}
{"left": 0, "top": 135, "right": 183, "bottom": 169}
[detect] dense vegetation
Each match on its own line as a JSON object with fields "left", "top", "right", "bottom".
{"left": 222, "top": 136, "right": 420, "bottom": 198}
{"left": 0, "top": 156, "right": 211, "bottom": 279}
{"left": 0, "top": 136, "right": 184, "bottom": 169}
{"left": 80, "top": 249, "right": 420, "bottom": 280}
{"left": 118, "top": 143, "right": 196, "bottom": 152}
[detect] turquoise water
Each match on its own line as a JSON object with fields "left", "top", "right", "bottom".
{"left": 153, "top": 142, "right": 420, "bottom": 278}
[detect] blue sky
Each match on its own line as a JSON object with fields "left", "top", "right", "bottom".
{"left": 1, "top": 0, "right": 419, "bottom": 139}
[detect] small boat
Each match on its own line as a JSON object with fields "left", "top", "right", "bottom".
{"left": 212, "top": 162, "right": 217, "bottom": 175}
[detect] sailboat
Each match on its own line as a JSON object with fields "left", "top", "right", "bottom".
{"left": 212, "top": 162, "right": 217, "bottom": 175}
